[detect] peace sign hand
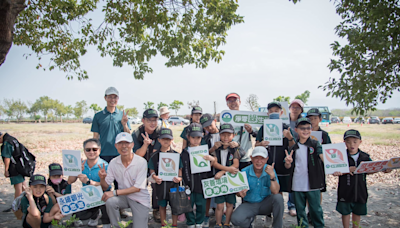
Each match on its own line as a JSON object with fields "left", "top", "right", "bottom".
{"left": 121, "top": 110, "right": 129, "bottom": 126}
{"left": 98, "top": 164, "right": 107, "bottom": 180}
{"left": 285, "top": 150, "right": 293, "bottom": 165}
{"left": 141, "top": 132, "right": 152, "bottom": 146}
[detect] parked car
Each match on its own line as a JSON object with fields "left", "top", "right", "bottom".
{"left": 342, "top": 117, "right": 352, "bottom": 124}
{"left": 368, "top": 116, "right": 381, "bottom": 124}
{"left": 331, "top": 116, "right": 341, "bottom": 123}
{"left": 394, "top": 118, "right": 400, "bottom": 124}
{"left": 354, "top": 117, "right": 365, "bottom": 124}
{"left": 83, "top": 117, "right": 93, "bottom": 124}
{"left": 129, "top": 117, "right": 141, "bottom": 124}
{"left": 382, "top": 117, "right": 394, "bottom": 124}
{"left": 169, "top": 116, "right": 189, "bottom": 125}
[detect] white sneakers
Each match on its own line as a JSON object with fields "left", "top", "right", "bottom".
{"left": 88, "top": 209, "right": 102, "bottom": 227}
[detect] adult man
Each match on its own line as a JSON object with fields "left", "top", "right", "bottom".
{"left": 68, "top": 138, "right": 110, "bottom": 227}
{"left": 225, "top": 92, "right": 257, "bottom": 170}
{"left": 158, "top": 106, "right": 171, "bottom": 128}
{"left": 99, "top": 133, "right": 150, "bottom": 228}
{"left": 231, "top": 147, "right": 284, "bottom": 228}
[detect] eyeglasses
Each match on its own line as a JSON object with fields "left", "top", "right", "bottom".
{"left": 145, "top": 119, "right": 158, "bottom": 123}
{"left": 85, "top": 148, "right": 99, "bottom": 152}
{"left": 298, "top": 127, "right": 312, "bottom": 131}
{"left": 106, "top": 95, "right": 119, "bottom": 100}
{"left": 227, "top": 99, "right": 240, "bottom": 104}
{"left": 290, "top": 107, "right": 302, "bottom": 111}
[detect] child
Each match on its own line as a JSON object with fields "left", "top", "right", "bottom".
{"left": 181, "top": 106, "right": 203, "bottom": 149}
{"left": 333, "top": 130, "right": 391, "bottom": 228}
{"left": 209, "top": 123, "right": 241, "bottom": 228}
{"left": 284, "top": 118, "right": 325, "bottom": 228}
{"left": 21, "top": 174, "right": 63, "bottom": 228}
{"left": 149, "top": 128, "right": 183, "bottom": 228}
{"left": 181, "top": 123, "right": 209, "bottom": 228}
{"left": 46, "top": 163, "right": 71, "bottom": 204}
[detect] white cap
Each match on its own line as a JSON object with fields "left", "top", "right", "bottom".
{"left": 105, "top": 87, "right": 119, "bottom": 96}
{"left": 115, "top": 132, "right": 133, "bottom": 144}
{"left": 159, "top": 106, "right": 170, "bottom": 115}
{"left": 251, "top": 146, "right": 269, "bottom": 158}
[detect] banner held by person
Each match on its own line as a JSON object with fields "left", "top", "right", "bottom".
{"left": 311, "top": 131, "right": 323, "bottom": 143}
{"left": 158, "top": 152, "right": 180, "bottom": 181}
{"left": 188, "top": 145, "right": 211, "bottom": 174}
{"left": 220, "top": 110, "right": 269, "bottom": 128}
{"left": 322, "top": 143, "right": 350, "bottom": 175}
{"left": 263, "top": 119, "right": 283, "bottom": 146}
{"left": 57, "top": 186, "right": 105, "bottom": 215}
{"left": 354, "top": 160, "right": 389, "bottom": 174}
{"left": 385, "top": 157, "right": 400, "bottom": 170}
{"left": 62, "top": 150, "right": 82, "bottom": 176}
{"left": 201, "top": 172, "right": 249, "bottom": 199}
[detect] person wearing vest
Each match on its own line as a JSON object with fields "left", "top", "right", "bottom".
{"left": 158, "top": 106, "right": 171, "bottom": 129}
{"left": 225, "top": 92, "right": 257, "bottom": 170}
{"left": 0, "top": 131, "right": 26, "bottom": 211}
{"left": 46, "top": 163, "right": 71, "bottom": 205}
{"left": 284, "top": 118, "right": 325, "bottom": 228}
{"left": 148, "top": 128, "right": 183, "bottom": 228}
{"left": 255, "top": 102, "right": 297, "bottom": 217}
{"left": 333, "top": 130, "right": 392, "bottom": 228}
{"left": 181, "top": 106, "right": 204, "bottom": 149}
{"left": 132, "top": 108, "right": 162, "bottom": 222}
{"left": 21, "top": 174, "right": 63, "bottom": 228}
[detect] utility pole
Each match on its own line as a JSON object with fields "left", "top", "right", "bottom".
{"left": 214, "top": 101, "right": 216, "bottom": 117}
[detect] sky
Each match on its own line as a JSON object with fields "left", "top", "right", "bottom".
{"left": 1, "top": 0, "right": 399, "bottom": 117}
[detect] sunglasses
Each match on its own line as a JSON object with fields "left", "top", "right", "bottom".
{"left": 85, "top": 148, "right": 99, "bottom": 152}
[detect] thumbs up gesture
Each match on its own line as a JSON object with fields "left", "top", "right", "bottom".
{"left": 98, "top": 164, "right": 107, "bottom": 180}
{"left": 265, "top": 163, "right": 275, "bottom": 177}
{"left": 283, "top": 127, "right": 293, "bottom": 140}
{"left": 121, "top": 110, "right": 129, "bottom": 126}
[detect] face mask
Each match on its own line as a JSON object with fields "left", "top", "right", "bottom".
{"left": 269, "top": 112, "right": 280, "bottom": 119}
{"left": 51, "top": 178, "right": 62, "bottom": 185}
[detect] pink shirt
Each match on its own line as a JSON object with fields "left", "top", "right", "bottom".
{"left": 105, "top": 154, "right": 150, "bottom": 208}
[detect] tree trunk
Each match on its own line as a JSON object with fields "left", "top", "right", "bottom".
{"left": 0, "top": 0, "right": 26, "bottom": 66}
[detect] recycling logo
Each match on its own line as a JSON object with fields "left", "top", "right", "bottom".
{"left": 265, "top": 124, "right": 279, "bottom": 137}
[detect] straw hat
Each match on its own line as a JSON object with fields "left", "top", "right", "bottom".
{"left": 159, "top": 106, "right": 170, "bottom": 115}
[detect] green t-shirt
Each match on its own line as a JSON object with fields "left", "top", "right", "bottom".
{"left": 21, "top": 194, "right": 53, "bottom": 215}
{"left": 1, "top": 141, "right": 13, "bottom": 158}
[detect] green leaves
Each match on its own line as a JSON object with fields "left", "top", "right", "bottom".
{"left": 193, "top": 157, "right": 199, "bottom": 166}
{"left": 238, "top": 172, "right": 244, "bottom": 183}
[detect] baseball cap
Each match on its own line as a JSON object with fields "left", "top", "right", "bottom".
{"left": 219, "top": 123, "right": 235, "bottom": 134}
{"left": 49, "top": 163, "right": 63, "bottom": 176}
{"left": 252, "top": 146, "right": 269, "bottom": 158}
{"left": 159, "top": 106, "right": 170, "bottom": 115}
{"left": 115, "top": 132, "right": 133, "bottom": 143}
{"left": 289, "top": 99, "right": 304, "bottom": 109}
{"left": 159, "top": 128, "right": 173, "bottom": 139}
{"left": 225, "top": 92, "right": 240, "bottom": 101}
{"left": 200, "top": 113, "right": 214, "bottom": 127}
{"left": 143, "top": 109, "right": 159, "bottom": 119}
{"left": 306, "top": 108, "right": 321, "bottom": 117}
{"left": 343, "top": 129, "right": 362, "bottom": 140}
{"left": 267, "top": 102, "right": 282, "bottom": 110}
{"left": 191, "top": 106, "right": 203, "bottom": 114}
{"left": 29, "top": 174, "right": 47, "bottom": 186}
{"left": 296, "top": 117, "right": 311, "bottom": 127}
{"left": 105, "top": 87, "right": 119, "bottom": 96}
{"left": 187, "top": 123, "right": 203, "bottom": 138}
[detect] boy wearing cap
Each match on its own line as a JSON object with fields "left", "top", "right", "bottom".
{"left": 21, "top": 174, "right": 63, "bottom": 228}
{"left": 148, "top": 128, "right": 183, "bottom": 228}
{"left": 333, "top": 130, "right": 391, "bottom": 228}
{"left": 181, "top": 106, "right": 204, "bottom": 149}
{"left": 284, "top": 118, "right": 325, "bottom": 228}
{"left": 46, "top": 163, "right": 71, "bottom": 204}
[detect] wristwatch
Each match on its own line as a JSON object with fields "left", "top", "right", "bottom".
{"left": 86, "top": 179, "right": 91, "bottom": 185}
{"left": 270, "top": 177, "right": 276, "bottom": 181}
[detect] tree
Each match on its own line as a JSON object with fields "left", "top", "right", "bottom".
{"left": 52, "top": 100, "right": 66, "bottom": 122}
{"left": 1, "top": 1, "right": 243, "bottom": 80}
{"left": 157, "top": 102, "right": 168, "bottom": 111}
{"left": 65, "top": 105, "right": 74, "bottom": 119}
{"left": 74, "top": 100, "right": 88, "bottom": 119}
{"left": 116, "top": 105, "right": 125, "bottom": 111}
{"left": 245, "top": 94, "right": 260, "bottom": 111}
{"left": 3, "top": 98, "right": 27, "bottom": 121}
{"left": 144, "top": 102, "right": 154, "bottom": 110}
{"left": 169, "top": 100, "right": 184, "bottom": 116}
{"left": 89, "top": 103, "right": 102, "bottom": 115}
{"left": 32, "top": 96, "right": 53, "bottom": 122}
{"left": 295, "top": 90, "right": 310, "bottom": 105}
{"left": 125, "top": 107, "right": 139, "bottom": 118}
{"left": 273, "top": 96, "right": 291, "bottom": 103}
{"left": 187, "top": 100, "right": 200, "bottom": 110}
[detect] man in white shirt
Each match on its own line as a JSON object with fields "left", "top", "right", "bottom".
{"left": 99, "top": 132, "right": 150, "bottom": 228}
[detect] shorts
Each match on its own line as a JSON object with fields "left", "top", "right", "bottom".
{"left": 158, "top": 199, "right": 170, "bottom": 207}
{"left": 215, "top": 194, "right": 236, "bottom": 205}
{"left": 10, "top": 174, "right": 25, "bottom": 185}
{"left": 336, "top": 202, "right": 367, "bottom": 216}
{"left": 23, "top": 214, "right": 51, "bottom": 228}
{"left": 277, "top": 175, "right": 289, "bottom": 192}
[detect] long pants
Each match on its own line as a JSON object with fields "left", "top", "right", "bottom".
{"left": 185, "top": 192, "right": 206, "bottom": 226}
{"left": 74, "top": 205, "right": 110, "bottom": 224}
{"left": 105, "top": 195, "right": 149, "bottom": 228}
{"left": 288, "top": 193, "right": 296, "bottom": 210}
{"left": 231, "top": 194, "right": 284, "bottom": 228}
{"left": 100, "top": 156, "right": 118, "bottom": 189}
{"left": 151, "top": 183, "right": 159, "bottom": 210}
{"left": 293, "top": 191, "right": 324, "bottom": 228}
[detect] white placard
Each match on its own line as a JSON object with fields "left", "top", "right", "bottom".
{"left": 201, "top": 172, "right": 250, "bottom": 199}
{"left": 311, "top": 131, "right": 323, "bottom": 143}
{"left": 279, "top": 102, "right": 290, "bottom": 125}
{"left": 188, "top": 145, "right": 211, "bottom": 174}
{"left": 57, "top": 186, "right": 105, "bottom": 215}
{"left": 220, "top": 110, "right": 269, "bottom": 128}
{"left": 322, "top": 143, "right": 350, "bottom": 174}
{"left": 62, "top": 150, "right": 82, "bottom": 176}
{"left": 158, "top": 153, "right": 180, "bottom": 181}
{"left": 263, "top": 119, "right": 283, "bottom": 146}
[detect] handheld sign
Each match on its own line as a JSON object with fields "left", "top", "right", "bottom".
{"left": 201, "top": 172, "right": 249, "bottom": 199}
{"left": 57, "top": 186, "right": 105, "bottom": 215}
{"left": 279, "top": 102, "right": 290, "bottom": 125}
{"left": 311, "top": 131, "right": 323, "bottom": 143}
{"left": 220, "top": 110, "right": 269, "bottom": 128}
{"left": 263, "top": 119, "right": 283, "bottom": 146}
{"left": 158, "top": 153, "right": 180, "bottom": 181}
{"left": 354, "top": 160, "right": 389, "bottom": 174}
{"left": 62, "top": 150, "right": 82, "bottom": 176}
{"left": 385, "top": 157, "right": 400, "bottom": 170}
{"left": 322, "top": 143, "right": 350, "bottom": 175}
{"left": 188, "top": 145, "right": 211, "bottom": 174}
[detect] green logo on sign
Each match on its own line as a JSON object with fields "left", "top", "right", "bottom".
{"left": 221, "top": 113, "right": 232, "bottom": 122}
{"left": 265, "top": 124, "right": 279, "bottom": 137}
{"left": 227, "top": 172, "right": 246, "bottom": 187}
{"left": 193, "top": 154, "right": 208, "bottom": 168}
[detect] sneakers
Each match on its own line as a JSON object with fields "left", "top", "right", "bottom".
{"left": 223, "top": 225, "right": 231, "bottom": 228}
{"left": 73, "top": 220, "right": 83, "bottom": 227}
{"left": 120, "top": 209, "right": 129, "bottom": 219}
{"left": 203, "top": 216, "right": 210, "bottom": 227}
{"left": 187, "top": 225, "right": 195, "bottom": 228}
{"left": 153, "top": 209, "right": 161, "bottom": 223}
{"left": 88, "top": 209, "right": 102, "bottom": 227}
{"left": 289, "top": 208, "right": 297, "bottom": 217}
{"left": 214, "top": 225, "right": 223, "bottom": 228}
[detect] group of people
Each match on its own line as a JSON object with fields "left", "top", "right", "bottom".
{"left": 0, "top": 87, "right": 393, "bottom": 228}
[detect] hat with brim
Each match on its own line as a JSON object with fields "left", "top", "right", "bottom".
{"left": 200, "top": 114, "right": 214, "bottom": 128}
{"left": 343, "top": 129, "right": 362, "bottom": 140}
{"left": 225, "top": 92, "right": 240, "bottom": 101}
{"left": 290, "top": 99, "right": 305, "bottom": 109}
{"left": 143, "top": 109, "right": 159, "bottom": 119}
{"left": 296, "top": 118, "right": 311, "bottom": 127}
{"left": 105, "top": 87, "right": 119, "bottom": 96}
{"left": 219, "top": 123, "right": 234, "bottom": 134}
{"left": 251, "top": 146, "right": 268, "bottom": 158}
{"left": 29, "top": 174, "right": 47, "bottom": 186}
{"left": 306, "top": 108, "right": 321, "bottom": 117}
{"left": 49, "top": 163, "right": 63, "bottom": 176}
{"left": 115, "top": 132, "right": 133, "bottom": 143}
{"left": 159, "top": 128, "right": 173, "bottom": 139}
{"left": 191, "top": 106, "right": 203, "bottom": 114}
{"left": 159, "top": 106, "right": 170, "bottom": 116}
{"left": 267, "top": 102, "right": 282, "bottom": 110}
{"left": 187, "top": 123, "right": 203, "bottom": 137}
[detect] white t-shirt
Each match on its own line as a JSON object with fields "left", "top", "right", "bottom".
{"left": 220, "top": 149, "right": 229, "bottom": 166}
{"left": 209, "top": 133, "right": 220, "bottom": 148}
{"left": 292, "top": 143, "right": 311, "bottom": 192}
{"left": 350, "top": 152, "right": 359, "bottom": 163}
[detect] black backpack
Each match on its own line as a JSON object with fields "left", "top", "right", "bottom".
{"left": 2, "top": 133, "right": 36, "bottom": 177}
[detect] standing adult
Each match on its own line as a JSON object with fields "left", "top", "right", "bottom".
{"left": 231, "top": 147, "right": 284, "bottom": 228}
{"left": 99, "top": 133, "right": 150, "bottom": 228}
{"left": 289, "top": 99, "right": 304, "bottom": 139}
{"left": 225, "top": 92, "right": 257, "bottom": 170}
{"left": 158, "top": 106, "right": 171, "bottom": 129}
